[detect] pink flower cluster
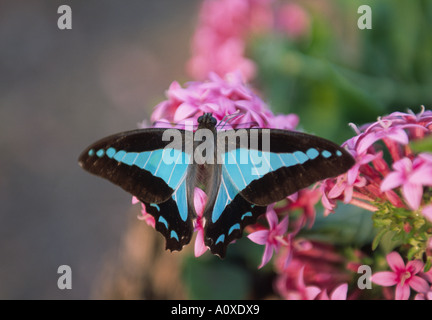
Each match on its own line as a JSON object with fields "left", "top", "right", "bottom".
{"left": 187, "top": 0, "right": 273, "bottom": 81}
{"left": 273, "top": 241, "right": 351, "bottom": 300}
{"left": 187, "top": 0, "right": 310, "bottom": 81}
{"left": 148, "top": 72, "right": 299, "bottom": 131}
{"left": 321, "top": 107, "right": 432, "bottom": 217}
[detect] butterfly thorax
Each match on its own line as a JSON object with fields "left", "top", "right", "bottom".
{"left": 188, "top": 113, "right": 221, "bottom": 205}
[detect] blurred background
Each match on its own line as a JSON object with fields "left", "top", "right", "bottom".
{"left": 1, "top": 0, "right": 431, "bottom": 299}
{"left": 0, "top": 0, "right": 200, "bottom": 299}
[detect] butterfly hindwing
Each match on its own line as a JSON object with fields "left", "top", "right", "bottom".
{"left": 78, "top": 128, "right": 195, "bottom": 251}
{"left": 204, "top": 195, "right": 267, "bottom": 258}
{"left": 143, "top": 195, "right": 193, "bottom": 252}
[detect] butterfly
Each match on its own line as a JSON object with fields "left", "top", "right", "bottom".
{"left": 78, "top": 113, "right": 355, "bottom": 258}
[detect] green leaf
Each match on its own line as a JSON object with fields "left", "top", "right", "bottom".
{"left": 372, "top": 228, "right": 387, "bottom": 251}
{"left": 410, "top": 135, "right": 432, "bottom": 153}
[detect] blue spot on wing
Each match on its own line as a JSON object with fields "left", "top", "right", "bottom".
{"left": 96, "top": 149, "right": 105, "bottom": 157}
{"left": 215, "top": 234, "right": 225, "bottom": 245}
{"left": 212, "top": 168, "right": 239, "bottom": 223}
{"left": 106, "top": 147, "right": 116, "bottom": 158}
{"left": 228, "top": 223, "right": 240, "bottom": 235}
{"left": 122, "top": 152, "right": 138, "bottom": 166}
{"left": 224, "top": 151, "right": 247, "bottom": 190}
{"left": 293, "top": 151, "right": 308, "bottom": 164}
{"left": 170, "top": 230, "right": 179, "bottom": 241}
{"left": 241, "top": 212, "right": 252, "bottom": 220}
{"left": 322, "top": 150, "right": 332, "bottom": 158}
{"left": 143, "top": 150, "right": 164, "bottom": 175}
{"left": 114, "top": 150, "right": 127, "bottom": 162}
{"left": 134, "top": 152, "right": 151, "bottom": 168}
{"left": 166, "top": 151, "right": 190, "bottom": 190}
{"left": 279, "top": 153, "right": 298, "bottom": 167}
{"left": 150, "top": 203, "right": 160, "bottom": 211}
{"left": 306, "top": 148, "right": 319, "bottom": 160}
{"left": 172, "top": 177, "right": 188, "bottom": 222}
{"left": 158, "top": 216, "right": 168, "bottom": 229}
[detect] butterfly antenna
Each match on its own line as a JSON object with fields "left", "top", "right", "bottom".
{"left": 216, "top": 112, "right": 242, "bottom": 130}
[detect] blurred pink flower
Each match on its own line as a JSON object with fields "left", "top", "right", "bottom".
{"left": 276, "top": 3, "right": 310, "bottom": 38}
{"left": 193, "top": 188, "right": 208, "bottom": 257}
{"left": 371, "top": 251, "right": 429, "bottom": 300}
{"left": 275, "top": 241, "right": 350, "bottom": 299}
{"left": 283, "top": 266, "right": 321, "bottom": 300}
{"left": 423, "top": 205, "right": 432, "bottom": 222}
{"left": 278, "top": 188, "right": 321, "bottom": 228}
{"left": 187, "top": 0, "right": 273, "bottom": 81}
{"left": 132, "top": 196, "right": 155, "bottom": 228}
{"left": 415, "top": 288, "right": 432, "bottom": 300}
{"left": 317, "top": 283, "right": 348, "bottom": 300}
{"left": 248, "top": 209, "right": 289, "bottom": 269}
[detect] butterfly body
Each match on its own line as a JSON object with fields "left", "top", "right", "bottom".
{"left": 79, "top": 113, "right": 354, "bottom": 257}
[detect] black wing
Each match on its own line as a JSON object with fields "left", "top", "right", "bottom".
{"left": 78, "top": 128, "right": 195, "bottom": 251}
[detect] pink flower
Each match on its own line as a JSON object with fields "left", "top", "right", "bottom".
{"left": 132, "top": 196, "right": 155, "bottom": 228}
{"left": 279, "top": 188, "right": 321, "bottom": 229}
{"left": 381, "top": 156, "right": 432, "bottom": 210}
{"left": 276, "top": 3, "right": 310, "bottom": 39}
{"left": 415, "top": 286, "right": 432, "bottom": 300}
{"left": 283, "top": 266, "right": 321, "bottom": 300}
{"left": 423, "top": 205, "right": 432, "bottom": 222}
{"left": 274, "top": 241, "right": 350, "bottom": 298}
{"left": 248, "top": 209, "right": 289, "bottom": 268}
{"left": 193, "top": 188, "right": 208, "bottom": 257}
{"left": 371, "top": 251, "right": 429, "bottom": 300}
{"left": 317, "top": 283, "right": 348, "bottom": 300}
{"left": 187, "top": 0, "right": 273, "bottom": 81}
{"left": 149, "top": 71, "right": 298, "bottom": 131}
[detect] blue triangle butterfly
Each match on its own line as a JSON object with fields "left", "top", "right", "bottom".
{"left": 79, "top": 113, "right": 354, "bottom": 257}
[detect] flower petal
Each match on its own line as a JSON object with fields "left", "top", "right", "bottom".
{"left": 409, "top": 276, "right": 430, "bottom": 294}
{"left": 247, "top": 230, "right": 269, "bottom": 245}
{"left": 380, "top": 172, "right": 404, "bottom": 191}
{"left": 330, "top": 283, "right": 348, "bottom": 300}
{"left": 406, "top": 259, "right": 424, "bottom": 274}
{"left": 402, "top": 182, "right": 423, "bottom": 210}
{"left": 371, "top": 271, "right": 398, "bottom": 286}
{"left": 258, "top": 244, "right": 273, "bottom": 269}
{"left": 422, "top": 205, "right": 432, "bottom": 222}
{"left": 194, "top": 229, "right": 207, "bottom": 257}
{"left": 305, "top": 286, "right": 321, "bottom": 300}
{"left": 395, "top": 283, "right": 411, "bottom": 300}
{"left": 409, "top": 165, "right": 432, "bottom": 186}
{"left": 387, "top": 251, "right": 406, "bottom": 272}
{"left": 266, "top": 209, "right": 279, "bottom": 230}
{"left": 276, "top": 216, "right": 289, "bottom": 235}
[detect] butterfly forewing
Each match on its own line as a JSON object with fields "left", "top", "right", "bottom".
{"left": 78, "top": 128, "right": 195, "bottom": 251}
